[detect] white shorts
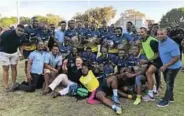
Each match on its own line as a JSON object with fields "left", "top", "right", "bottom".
{"left": 0, "top": 52, "right": 19, "bottom": 66}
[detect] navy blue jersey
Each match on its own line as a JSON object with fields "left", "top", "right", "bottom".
{"left": 112, "top": 35, "right": 127, "bottom": 45}
{"left": 96, "top": 54, "right": 117, "bottom": 65}
{"left": 127, "top": 54, "right": 147, "bottom": 67}
{"left": 21, "top": 26, "right": 42, "bottom": 46}
{"left": 85, "top": 29, "right": 100, "bottom": 38}
{"left": 99, "top": 28, "right": 114, "bottom": 40}
{"left": 115, "top": 57, "right": 128, "bottom": 72}
{"left": 81, "top": 51, "right": 97, "bottom": 63}
{"left": 59, "top": 43, "right": 72, "bottom": 54}
{"left": 39, "top": 30, "right": 50, "bottom": 42}
{"left": 76, "top": 28, "right": 88, "bottom": 36}
{"left": 65, "top": 29, "right": 78, "bottom": 38}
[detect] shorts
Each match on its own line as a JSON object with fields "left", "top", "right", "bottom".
{"left": 44, "top": 69, "right": 51, "bottom": 74}
{"left": 150, "top": 58, "right": 163, "bottom": 69}
{"left": 0, "top": 52, "right": 19, "bottom": 66}
{"left": 23, "top": 50, "right": 34, "bottom": 59}
{"left": 92, "top": 52, "right": 98, "bottom": 56}
{"left": 96, "top": 78, "right": 112, "bottom": 96}
{"left": 30, "top": 73, "right": 44, "bottom": 89}
{"left": 122, "top": 78, "right": 135, "bottom": 87}
{"left": 44, "top": 69, "right": 57, "bottom": 83}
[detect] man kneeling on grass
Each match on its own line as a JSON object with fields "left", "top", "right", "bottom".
{"left": 27, "top": 41, "right": 47, "bottom": 91}
{"left": 43, "top": 44, "right": 62, "bottom": 94}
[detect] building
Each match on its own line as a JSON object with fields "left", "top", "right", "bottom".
{"left": 115, "top": 16, "right": 155, "bottom": 30}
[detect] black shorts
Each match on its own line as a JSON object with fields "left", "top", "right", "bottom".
{"left": 96, "top": 78, "right": 112, "bottom": 96}
{"left": 122, "top": 78, "right": 135, "bottom": 87}
{"left": 150, "top": 58, "right": 163, "bottom": 69}
{"left": 30, "top": 73, "right": 44, "bottom": 89}
{"left": 92, "top": 52, "right": 98, "bottom": 56}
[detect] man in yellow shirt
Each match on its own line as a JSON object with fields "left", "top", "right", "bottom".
{"left": 80, "top": 65, "right": 99, "bottom": 92}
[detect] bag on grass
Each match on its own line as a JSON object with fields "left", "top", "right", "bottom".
{"left": 68, "top": 84, "right": 89, "bottom": 101}
{"left": 75, "top": 87, "right": 89, "bottom": 102}
{"left": 76, "top": 87, "right": 89, "bottom": 98}
{"left": 68, "top": 83, "right": 78, "bottom": 96}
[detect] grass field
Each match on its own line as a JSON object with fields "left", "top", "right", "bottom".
{"left": 0, "top": 61, "right": 184, "bottom": 116}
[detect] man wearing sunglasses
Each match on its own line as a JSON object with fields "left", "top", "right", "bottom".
{"left": 0, "top": 24, "right": 25, "bottom": 94}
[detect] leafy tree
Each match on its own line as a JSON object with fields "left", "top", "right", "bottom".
{"left": 73, "top": 6, "right": 116, "bottom": 27}
{"left": 160, "top": 7, "right": 184, "bottom": 28}
{"left": 0, "top": 17, "right": 17, "bottom": 28}
{"left": 20, "top": 17, "right": 31, "bottom": 24}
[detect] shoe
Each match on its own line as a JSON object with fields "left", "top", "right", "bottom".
{"left": 112, "top": 96, "right": 120, "bottom": 104}
{"left": 132, "top": 94, "right": 137, "bottom": 100}
{"left": 133, "top": 97, "right": 141, "bottom": 105}
{"left": 181, "top": 68, "right": 184, "bottom": 72}
{"left": 52, "top": 91, "right": 61, "bottom": 98}
{"left": 159, "top": 97, "right": 174, "bottom": 103}
{"left": 42, "top": 87, "right": 52, "bottom": 95}
{"left": 10, "top": 82, "right": 19, "bottom": 92}
{"left": 114, "top": 107, "right": 122, "bottom": 115}
{"left": 4, "top": 88, "right": 10, "bottom": 96}
{"left": 143, "top": 95, "right": 155, "bottom": 102}
{"left": 157, "top": 100, "right": 169, "bottom": 107}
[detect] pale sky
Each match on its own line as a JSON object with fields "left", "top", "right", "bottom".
{"left": 0, "top": 0, "right": 184, "bottom": 23}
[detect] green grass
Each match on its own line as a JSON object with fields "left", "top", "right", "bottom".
{"left": 0, "top": 61, "right": 184, "bottom": 116}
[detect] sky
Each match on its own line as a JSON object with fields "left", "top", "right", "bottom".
{"left": 0, "top": 0, "right": 184, "bottom": 23}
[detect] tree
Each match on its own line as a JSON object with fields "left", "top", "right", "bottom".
{"left": 160, "top": 7, "right": 184, "bottom": 28}
{"left": 0, "top": 17, "right": 17, "bottom": 28}
{"left": 73, "top": 6, "right": 116, "bottom": 27}
{"left": 20, "top": 17, "right": 31, "bottom": 24}
{"left": 0, "top": 14, "right": 62, "bottom": 28}
{"left": 46, "top": 14, "right": 61, "bottom": 25}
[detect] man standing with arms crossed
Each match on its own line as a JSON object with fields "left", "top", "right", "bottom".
{"left": 0, "top": 24, "right": 25, "bottom": 93}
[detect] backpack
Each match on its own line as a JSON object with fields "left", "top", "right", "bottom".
{"left": 68, "top": 84, "right": 89, "bottom": 102}
{"left": 75, "top": 87, "right": 89, "bottom": 102}
{"left": 76, "top": 87, "right": 89, "bottom": 98}
{"left": 68, "top": 83, "right": 78, "bottom": 96}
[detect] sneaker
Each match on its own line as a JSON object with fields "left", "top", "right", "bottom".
{"left": 159, "top": 97, "right": 174, "bottom": 103}
{"left": 10, "top": 82, "right": 19, "bottom": 92}
{"left": 157, "top": 100, "right": 169, "bottom": 107}
{"left": 112, "top": 96, "right": 120, "bottom": 104}
{"left": 181, "top": 67, "right": 184, "bottom": 72}
{"left": 143, "top": 95, "right": 155, "bottom": 102}
{"left": 52, "top": 91, "right": 61, "bottom": 98}
{"left": 114, "top": 107, "right": 122, "bottom": 115}
{"left": 133, "top": 97, "right": 141, "bottom": 105}
{"left": 42, "top": 87, "right": 52, "bottom": 95}
{"left": 4, "top": 88, "right": 10, "bottom": 96}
